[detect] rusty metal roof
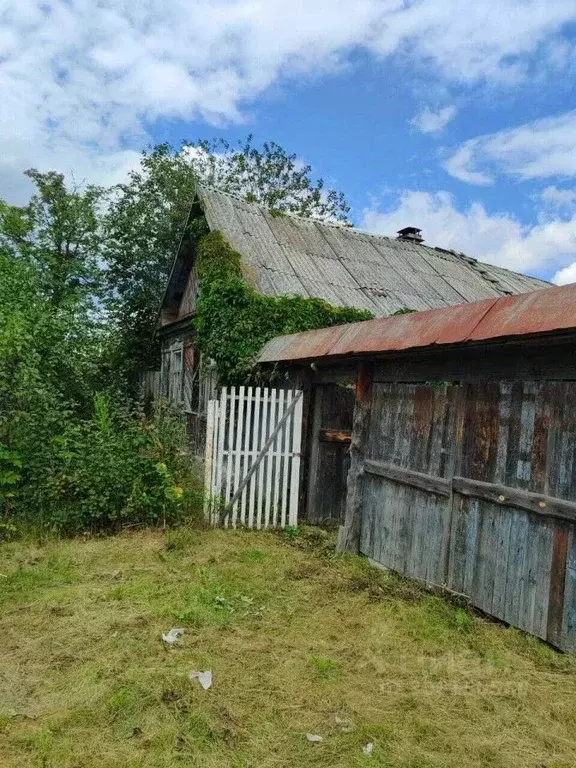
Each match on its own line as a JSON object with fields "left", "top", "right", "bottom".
{"left": 258, "top": 283, "right": 576, "bottom": 363}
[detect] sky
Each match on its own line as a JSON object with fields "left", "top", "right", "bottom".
{"left": 2, "top": 1, "right": 576, "bottom": 283}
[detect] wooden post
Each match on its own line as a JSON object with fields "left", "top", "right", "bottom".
{"left": 337, "top": 361, "right": 374, "bottom": 554}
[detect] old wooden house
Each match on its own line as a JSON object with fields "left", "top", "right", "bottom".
{"left": 156, "top": 185, "right": 548, "bottom": 442}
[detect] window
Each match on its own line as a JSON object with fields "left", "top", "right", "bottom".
{"left": 160, "top": 342, "right": 184, "bottom": 406}
{"left": 160, "top": 344, "right": 218, "bottom": 414}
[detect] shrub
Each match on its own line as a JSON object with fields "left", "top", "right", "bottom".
{"left": 9, "top": 394, "right": 203, "bottom": 535}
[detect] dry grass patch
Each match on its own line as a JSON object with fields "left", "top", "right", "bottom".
{"left": 0, "top": 526, "right": 575, "bottom": 767}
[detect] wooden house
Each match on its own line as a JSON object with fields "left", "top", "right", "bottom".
{"left": 155, "top": 185, "right": 548, "bottom": 443}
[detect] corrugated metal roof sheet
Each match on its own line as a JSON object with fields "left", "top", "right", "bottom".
{"left": 199, "top": 186, "right": 549, "bottom": 317}
{"left": 258, "top": 283, "right": 576, "bottom": 364}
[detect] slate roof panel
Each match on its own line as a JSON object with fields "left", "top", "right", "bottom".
{"left": 195, "top": 186, "right": 550, "bottom": 318}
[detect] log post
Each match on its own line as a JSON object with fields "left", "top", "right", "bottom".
{"left": 337, "top": 361, "right": 374, "bottom": 554}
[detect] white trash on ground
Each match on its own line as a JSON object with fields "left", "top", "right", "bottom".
{"left": 363, "top": 742, "right": 374, "bottom": 757}
{"left": 188, "top": 670, "right": 213, "bottom": 690}
{"left": 305, "top": 734, "right": 323, "bottom": 743}
{"left": 162, "top": 628, "right": 185, "bottom": 645}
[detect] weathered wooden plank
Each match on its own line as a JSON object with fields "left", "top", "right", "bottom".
{"left": 364, "top": 461, "right": 451, "bottom": 497}
{"left": 288, "top": 391, "right": 303, "bottom": 527}
{"left": 305, "top": 386, "right": 323, "bottom": 523}
{"left": 503, "top": 509, "right": 530, "bottom": 630}
{"left": 359, "top": 474, "right": 377, "bottom": 557}
{"left": 463, "top": 498, "right": 481, "bottom": 598}
{"left": 528, "top": 518, "right": 554, "bottom": 640}
{"left": 422, "top": 493, "right": 440, "bottom": 583}
{"left": 489, "top": 504, "right": 513, "bottom": 622}
{"left": 338, "top": 362, "right": 374, "bottom": 553}
{"left": 473, "top": 502, "right": 497, "bottom": 615}
{"left": 447, "top": 494, "right": 469, "bottom": 593}
{"left": 452, "top": 476, "right": 576, "bottom": 523}
{"left": 561, "top": 528, "right": 576, "bottom": 651}
{"left": 547, "top": 522, "right": 570, "bottom": 647}
{"left": 516, "top": 382, "right": 537, "bottom": 488}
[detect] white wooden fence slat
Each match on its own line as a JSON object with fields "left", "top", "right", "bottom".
{"left": 241, "top": 386, "right": 253, "bottom": 526}
{"left": 232, "top": 385, "right": 245, "bottom": 528}
{"left": 264, "top": 389, "right": 276, "bottom": 529}
{"left": 214, "top": 387, "right": 227, "bottom": 522}
{"left": 249, "top": 387, "right": 261, "bottom": 529}
{"left": 224, "top": 387, "right": 236, "bottom": 526}
{"left": 289, "top": 390, "right": 303, "bottom": 527}
{"left": 209, "top": 398, "right": 220, "bottom": 525}
{"left": 272, "top": 389, "right": 285, "bottom": 527}
{"left": 280, "top": 390, "right": 293, "bottom": 528}
{"left": 204, "top": 399, "right": 216, "bottom": 521}
{"left": 256, "top": 388, "right": 268, "bottom": 529}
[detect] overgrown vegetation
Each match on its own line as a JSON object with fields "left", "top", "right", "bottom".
{"left": 1, "top": 528, "right": 575, "bottom": 767}
{"left": 0, "top": 137, "right": 356, "bottom": 535}
{"left": 194, "top": 231, "right": 371, "bottom": 383}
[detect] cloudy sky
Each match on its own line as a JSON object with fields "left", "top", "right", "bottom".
{"left": 2, "top": 0, "right": 576, "bottom": 282}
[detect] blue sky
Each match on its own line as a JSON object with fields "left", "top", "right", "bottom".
{"left": 2, "top": 1, "right": 576, "bottom": 282}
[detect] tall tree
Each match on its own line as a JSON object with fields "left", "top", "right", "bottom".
{"left": 2, "top": 170, "right": 104, "bottom": 309}
{"left": 104, "top": 136, "right": 351, "bottom": 377}
{"left": 0, "top": 174, "right": 105, "bottom": 409}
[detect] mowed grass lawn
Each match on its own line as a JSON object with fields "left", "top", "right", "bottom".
{"left": 1, "top": 527, "right": 576, "bottom": 768}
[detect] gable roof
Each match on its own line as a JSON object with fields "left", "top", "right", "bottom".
{"left": 161, "top": 185, "right": 549, "bottom": 323}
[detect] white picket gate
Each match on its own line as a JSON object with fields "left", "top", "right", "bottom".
{"left": 204, "top": 387, "right": 303, "bottom": 529}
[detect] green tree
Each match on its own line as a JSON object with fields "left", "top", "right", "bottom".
{"left": 0, "top": 195, "right": 199, "bottom": 533}
{"left": 1, "top": 170, "right": 104, "bottom": 309}
{"left": 103, "top": 137, "right": 351, "bottom": 378}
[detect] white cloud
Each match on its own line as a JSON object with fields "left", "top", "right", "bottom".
{"left": 1, "top": 0, "right": 575, "bottom": 202}
{"left": 362, "top": 190, "right": 576, "bottom": 277}
{"left": 411, "top": 105, "right": 456, "bottom": 134}
{"left": 553, "top": 262, "right": 576, "bottom": 285}
{"left": 445, "top": 110, "right": 576, "bottom": 186}
{"left": 540, "top": 185, "right": 576, "bottom": 215}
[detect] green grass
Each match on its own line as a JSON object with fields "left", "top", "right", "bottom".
{"left": 0, "top": 527, "right": 575, "bottom": 767}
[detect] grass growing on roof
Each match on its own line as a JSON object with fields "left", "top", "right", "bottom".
{"left": 1, "top": 527, "right": 576, "bottom": 767}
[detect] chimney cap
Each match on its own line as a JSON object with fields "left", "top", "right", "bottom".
{"left": 397, "top": 226, "right": 424, "bottom": 243}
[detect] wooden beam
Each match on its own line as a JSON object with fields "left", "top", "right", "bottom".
{"left": 452, "top": 476, "right": 576, "bottom": 523}
{"left": 337, "top": 361, "right": 374, "bottom": 554}
{"left": 364, "top": 460, "right": 451, "bottom": 497}
{"left": 319, "top": 429, "right": 352, "bottom": 444}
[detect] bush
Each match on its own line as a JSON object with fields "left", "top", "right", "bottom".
{"left": 7, "top": 394, "right": 203, "bottom": 535}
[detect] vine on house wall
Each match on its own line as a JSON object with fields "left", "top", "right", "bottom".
{"left": 193, "top": 230, "right": 373, "bottom": 384}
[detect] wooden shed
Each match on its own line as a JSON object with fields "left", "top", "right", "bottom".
{"left": 258, "top": 282, "right": 576, "bottom": 651}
